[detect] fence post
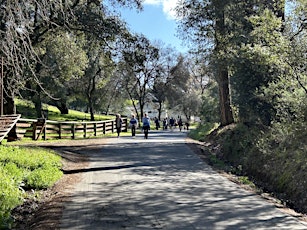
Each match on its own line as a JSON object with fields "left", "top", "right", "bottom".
{"left": 58, "top": 123, "right": 62, "bottom": 139}
{"left": 72, "top": 123, "right": 75, "bottom": 139}
{"left": 32, "top": 122, "right": 36, "bottom": 140}
{"left": 43, "top": 121, "right": 47, "bottom": 140}
{"left": 103, "top": 122, "right": 106, "bottom": 134}
{"left": 94, "top": 123, "right": 97, "bottom": 136}
{"left": 83, "top": 123, "right": 87, "bottom": 138}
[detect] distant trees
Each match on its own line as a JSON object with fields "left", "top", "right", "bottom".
{"left": 151, "top": 46, "right": 189, "bottom": 120}
{"left": 117, "top": 34, "right": 160, "bottom": 121}
{"left": 73, "top": 40, "right": 114, "bottom": 121}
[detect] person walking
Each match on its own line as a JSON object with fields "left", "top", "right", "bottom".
{"left": 163, "top": 118, "right": 168, "bottom": 130}
{"left": 185, "top": 121, "right": 190, "bottom": 130}
{"left": 115, "top": 114, "right": 122, "bottom": 137}
{"left": 129, "top": 114, "right": 138, "bottom": 137}
{"left": 142, "top": 113, "right": 150, "bottom": 139}
{"left": 178, "top": 117, "right": 183, "bottom": 132}
{"left": 169, "top": 117, "right": 175, "bottom": 131}
{"left": 154, "top": 117, "right": 160, "bottom": 130}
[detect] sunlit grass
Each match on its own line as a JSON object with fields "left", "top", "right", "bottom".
{"left": 15, "top": 98, "right": 113, "bottom": 121}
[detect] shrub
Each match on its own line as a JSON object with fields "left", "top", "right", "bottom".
{"left": 26, "top": 166, "right": 63, "bottom": 189}
{"left": 0, "top": 145, "right": 63, "bottom": 227}
{"left": 0, "top": 168, "right": 23, "bottom": 229}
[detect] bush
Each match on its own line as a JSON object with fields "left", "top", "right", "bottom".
{"left": 2, "top": 162, "right": 24, "bottom": 186}
{"left": 26, "top": 166, "right": 63, "bottom": 189}
{"left": 0, "top": 168, "right": 23, "bottom": 229}
{"left": 0, "top": 145, "right": 63, "bottom": 227}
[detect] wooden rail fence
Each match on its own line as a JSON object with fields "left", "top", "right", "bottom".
{"left": 16, "top": 118, "right": 128, "bottom": 140}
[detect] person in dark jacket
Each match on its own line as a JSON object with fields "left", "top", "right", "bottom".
{"left": 115, "top": 114, "right": 122, "bottom": 137}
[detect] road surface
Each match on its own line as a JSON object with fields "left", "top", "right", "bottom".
{"left": 60, "top": 131, "right": 307, "bottom": 229}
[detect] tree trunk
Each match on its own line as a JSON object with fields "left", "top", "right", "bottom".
{"left": 89, "top": 97, "right": 95, "bottom": 121}
{"left": 157, "top": 101, "right": 162, "bottom": 121}
{"left": 4, "top": 92, "right": 17, "bottom": 141}
{"left": 33, "top": 86, "right": 43, "bottom": 118}
{"left": 56, "top": 100, "right": 69, "bottom": 114}
{"left": 34, "top": 97, "right": 43, "bottom": 118}
{"left": 218, "top": 69, "right": 234, "bottom": 126}
{"left": 4, "top": 94, "right": 15, "bottom": 115}
{"left": 214, "top": 1, "right": 234, "bottom": 126}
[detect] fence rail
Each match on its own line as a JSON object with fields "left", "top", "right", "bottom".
{"left": 16, "top": 118, "right": 128, "bottom": 140}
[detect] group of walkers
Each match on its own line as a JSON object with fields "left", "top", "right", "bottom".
{"left": 161, "top": 116, "right": 189, "bottom": 131}
{"left": 115, "top": 113, "right": 189, "bottom": 139}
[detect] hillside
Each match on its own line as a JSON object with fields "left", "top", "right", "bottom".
{"left": 15, "top": 99, "right": 113, "bottom": 121}
{"left": 195, "top": 123, "right": 307, "bottom": 216}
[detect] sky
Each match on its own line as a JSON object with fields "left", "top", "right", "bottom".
{"left": 118, "top": 0, "right": 188, "bottom": 53}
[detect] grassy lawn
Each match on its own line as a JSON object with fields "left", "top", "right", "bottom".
{"left": 15, "top": 99, "right": 112, "bottom": 121}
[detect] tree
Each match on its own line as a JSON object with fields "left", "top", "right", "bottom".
{"left": 73, "top": 39, "right": 115, "bottom": 121}
{"left": 151, "top": 46, "right": 187, "bottom": 120}
{"left": 187, "top": 56, "right": 212, "bottom": 96}
{"left": 118, "top": 34, "right": 160, "bottom": 121}
{"left": 29, "top": 32, "right": 87, "bottom": 116}
{"left": 229, "top": 1, "right": 288, "bottom": 125}
{"left": 177, "top": 0, "right": 234, "bottom": 126}
{"left": 0, "top": 0, "right": 143, "bottom": 115}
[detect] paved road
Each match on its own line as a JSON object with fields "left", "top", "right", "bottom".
{"left": 60, "top": 131, "right": 307, "bottom": 230}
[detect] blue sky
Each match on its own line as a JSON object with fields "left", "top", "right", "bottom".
{"left": 118, "top": 1, "right": 188, "bottom": 53}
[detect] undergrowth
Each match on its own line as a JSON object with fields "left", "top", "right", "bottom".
{"left": 0, "top": 145, "right": 63, "bottom": 229}
{"left": 200, "top": 121, "right": 307, "bottom": 214}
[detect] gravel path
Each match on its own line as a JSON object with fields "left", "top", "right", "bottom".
{"left": 59, "top": 131, "right": 307, "bottom": 230}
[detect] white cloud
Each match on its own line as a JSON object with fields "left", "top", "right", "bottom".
{"left": 144, "top": 0, "right": 179, "bottom": 20}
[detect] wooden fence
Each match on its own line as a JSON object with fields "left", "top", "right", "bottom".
{"left": 16, "top": 118, "right": 128, "bottom": 140}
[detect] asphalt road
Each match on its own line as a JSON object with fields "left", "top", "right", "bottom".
{"left": 60, "top": 130, "right": 307, "bottom": 230}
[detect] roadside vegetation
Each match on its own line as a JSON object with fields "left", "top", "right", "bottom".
{"left": 189, "top": 119, "right": 307, "bottom": 214}
{"left": 0, "top": 104, "right": 115, "bottom": 229}
{"left": 0, "top": 145, "right": 62, "bottom": 229}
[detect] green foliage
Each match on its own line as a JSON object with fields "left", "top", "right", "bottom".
{"left": 200, "top": 81, "right": 220, "bottom": 123}
{"left": 219, "top": 123, "right": 260, "bottom": 165}
{"left": 26, "top": 166, "right": 63, "bottom": 189}
{"left": 208, "top": 154, "right": 226, "bottom": 170}
{"left": 2, "top": 162, "right": 24, "bottom": 186}
{"left": 0, "top": 146, "right": 63, "bottom": 227}
{"left": 213, "top": 120, "right": 307, "bottom": 213}
{"left": 231, "top": 9, "right": 289, "bottom": 125}
{"left": 188, "top": 122, "right": 219, "bottom": 141}
{"left": 0, "top": 168, "right": 23, "bottom": 229}
{"left": 39, "top": 32, "right": 88, "bottom": 81}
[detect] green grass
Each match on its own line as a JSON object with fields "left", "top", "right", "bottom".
{"left": 0, "top": 145, "right": 62, "bottom": 228}
{"left": 15, "top": 99, "right": 113, "bottom": 121}
{"left": 188, "top": 122, "right": 219, "bottom": 141}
